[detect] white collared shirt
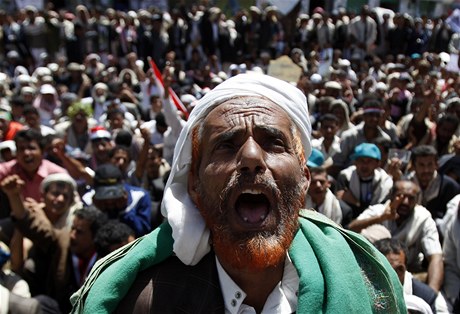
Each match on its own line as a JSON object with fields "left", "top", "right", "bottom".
{"left": 215, "top": 254, "right": 299, "bottom": 314}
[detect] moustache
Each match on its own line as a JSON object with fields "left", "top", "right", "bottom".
{"left": 220, "top": 172, "right": 281, "bottom": 204}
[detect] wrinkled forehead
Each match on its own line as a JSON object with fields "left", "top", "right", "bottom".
{"left": 203, "top": 96, "right": 293, "bottom": 128}
{"left": 394, "top": 181, "right": 419, "bottom": 195}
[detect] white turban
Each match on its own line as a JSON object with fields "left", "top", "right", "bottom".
{"left": 40, "top": 173, "right": 77, "bottom": 194}
{"left": 162, "top": 73, "right": 312, "bottom": 265}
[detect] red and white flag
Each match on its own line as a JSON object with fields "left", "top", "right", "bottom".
{"left": 148, "top": 58, "right": 189, "bottom": 119}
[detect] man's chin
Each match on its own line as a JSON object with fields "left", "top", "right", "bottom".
{"left": 213, "top": 231, "right": 292, "bottom": 271}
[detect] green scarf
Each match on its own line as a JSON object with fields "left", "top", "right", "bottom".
{"left": 71, "top": 211, "right": 406, "bottom": 313}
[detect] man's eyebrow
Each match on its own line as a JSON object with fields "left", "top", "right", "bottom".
{"left": 211, "top": 129, "right": 243, "bottom": 143}
{"left": 211, "top": 125, "right": 289, "bottom": 143}
{"left": 255, "top": 125, "right": 289, "bottom": 140}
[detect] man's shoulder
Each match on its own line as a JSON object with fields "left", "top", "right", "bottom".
{"left": 116, "top": 252, "right": 224, "bottom": 313}
{"left": 124, "top": 183, "right": 149, "bottom": 196}
{"left": 340, "top": 125, "right": 361, "bottom": 139}
{"left": 39, "top": 159, "right": 67, "bottom": 174}
{"left": 353, "top": 202, "right": 387, "bottom": 221}
{"left": 0, "top": 159, "right": 17, "bottom": 175}
{"left": 411, "top": 278, "right": 437, "bottom": 307}
{"left": 413, "top": 205, "right": 435, "bottom": 222}
{"left": 338, "top": 165, "right": 356, "bottom": 178}
{"left": 440, "top": 174, "right": 460, "bottom": 190}
{"left": 375, "top": 167, "right": 392, "bottom": 182}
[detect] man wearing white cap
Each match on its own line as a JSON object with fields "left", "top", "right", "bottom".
{"left": 88, "top": 126, "right": 114, "bottom": 170}
{"left": 71, "top": 74, "right": 406, "bottom": 313}
{"left": 33, "top": 84, "right": 60, "bottom": 127}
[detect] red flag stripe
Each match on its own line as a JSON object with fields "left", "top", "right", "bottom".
{"left": 148, "top": 58, "right": 189, "bottom": 118}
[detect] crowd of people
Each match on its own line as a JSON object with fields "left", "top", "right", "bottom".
{"left": 0, "top": 1, "right": 458, "bottom": 313}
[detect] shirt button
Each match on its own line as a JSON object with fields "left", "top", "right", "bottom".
{"left": 235, "top": 291, "right": 242, "bottom": 299}
{"left": 231, "top": 299, "right": 237, "bottom": 307}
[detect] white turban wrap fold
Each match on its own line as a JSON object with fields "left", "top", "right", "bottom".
{"left": 162, "top": 73, "right": 312, "bottom": 265}
{"left": 40, "top": 173, "right": 77, "bottom": 194}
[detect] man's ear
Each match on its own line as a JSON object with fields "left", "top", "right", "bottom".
{"left": 188, "top": 169, "right": 200, "bottom": 205}
{"left": 302, "top": 165, "right": 311, "bottom": 194}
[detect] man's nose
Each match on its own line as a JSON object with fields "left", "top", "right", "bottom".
{"left": 237, "top": 137, "right": 267, "bottom": 174}
{"left": 56, "top": 194, "right": 65, "bottom": 202}
{"left": 400, "top": 195, "right": 410, "bottom": 205}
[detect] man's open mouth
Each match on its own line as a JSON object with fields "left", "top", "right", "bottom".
{"left": 24, "top": 157, "right": 35, "bottom": 164}
{"left": 235, "top": 189, "right": 270, "bottom": 224}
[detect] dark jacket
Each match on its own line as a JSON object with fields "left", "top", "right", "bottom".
{"left": 116, "top": 252, "right": 224, "bottom": 313}
{"left": 412, "top": 278, "right": 437, "bottom": 313}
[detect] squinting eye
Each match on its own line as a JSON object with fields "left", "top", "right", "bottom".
{"left": 265, "top": 138, "right": 286, "bottom": 152}
{"left": 273, "top": 139, "right": 285, "bottom": 146}
{"left": 215, "top": 142, "right": 234, "bottom": 151}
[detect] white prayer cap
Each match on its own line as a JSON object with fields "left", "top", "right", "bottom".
{"left": 249, "top": 6, "right": 261, "bottom": 14}
{"left": 17, "top": 74, "right": 33, "bottom": 85}
{"left": 0, "top": 73, "right": 8, "bottom": 85}
{"left": 162, "top": 73, "right": 312, "bottom": 265}
{"left": 312, "top": 13, "right": 322, "bottom": 19}
{"left": 40, "top": 173, "right": 77, "bottom": 194}
{"left": 439, "top": 52, "right": 450, "bottom": 65}
{"left": 21, "top": 86, "right": 36, "bottom": 95}
{"left": 180, "top": 94, "right": 197, "bottom": 104}
{"left": 229, "top": 64, "right": 238, "bottom": 71}
{"left": 0, "top": 140, "right": 16, "bottom": 156}
{"left": 217, "top": 71, "right": 228, "bottom": 81}
{"left": 375, "top": 82, "right": 388, "bottom": 91}
{"left": 40, "top": 84, "right": 56, "bottom": 95}
{"left": 338, "top": 58, "right": 351, "bottom": 67}
{"left": 33, "top": 66, "right": 52, "bottom": 78}
{"left": 310, "top": 73, "right": 322, "bottom": 84}
{"left": 135, "top": 60, "right": 144, "bottom": 70}
{"left": 94, "top": 82, "right": 108, "bottom": 91}
{"left": 47, "top": 63, "right": 59, "bottom": 72}
{"left": 325, "top": 81, "right": 342, "bottom": 90}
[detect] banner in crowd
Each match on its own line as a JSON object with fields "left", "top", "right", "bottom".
{"left": 15, "top": 0, "right": 44, "bottom": 10}
{"left": 267, "top": 55, "right": 302, "bottom": 82}
{"left": 256, "top": 0, "right": 300, "bottom": 15}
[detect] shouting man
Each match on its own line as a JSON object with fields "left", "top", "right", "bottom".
{"left": 71, "top": 74, "right": 405, "bottom": 313}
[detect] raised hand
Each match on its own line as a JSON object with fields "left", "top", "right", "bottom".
{"left": 0, "top": 175, "right": 24, "bottom": 196}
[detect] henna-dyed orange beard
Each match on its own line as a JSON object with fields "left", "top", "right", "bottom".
{"left": 196, "top": 172, "right": 305, "bottom": 271}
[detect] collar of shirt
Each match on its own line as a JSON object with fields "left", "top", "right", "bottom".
{"left": 215, "top": 253, "right": 298, "bottom": 314}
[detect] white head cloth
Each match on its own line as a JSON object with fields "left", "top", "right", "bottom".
{"left": 162, "top": 73, "right": 312, "bottom": 265}
{"left": 40, "top": 173, "right": 77, "bottom": 194}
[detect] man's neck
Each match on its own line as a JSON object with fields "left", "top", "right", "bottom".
{"left": 311, "top": 195, "right": 325, "bottom": 206}
{"left": 76, "top": 249, "right": 96, "bottom": 263}
{"left": 418, "top": 180, "right": 429, "bottom": 190}
{"left": 323, "top": 137, "right": 333, "bottom": 150}
{"left": 22, "top": 167, "right": 39, "bottom": 180}
{"left": 219, "top": 256, "right": 285, "bottom": 313}
{"left": 363, "top": 125, "right": 378, "bottom": 141}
